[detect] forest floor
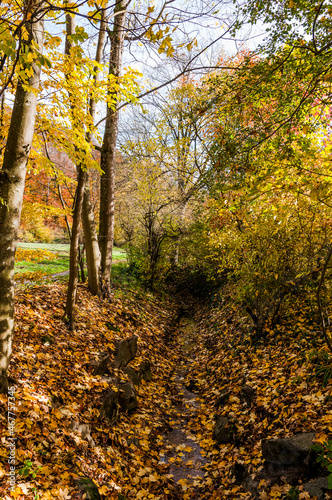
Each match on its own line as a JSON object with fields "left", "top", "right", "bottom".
{"left": 0, "top": 279, "right": 332, "bottom": 500}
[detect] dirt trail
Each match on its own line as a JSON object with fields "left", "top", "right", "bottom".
{"left": 161, "top": 315, "right": 208, "bottom": 496}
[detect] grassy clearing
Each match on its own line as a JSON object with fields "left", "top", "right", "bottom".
{"left": 15, "top": 242, "right": 127, "bottom": 279}
{"left": 112, "top": 247, "right": 127, "bottom": 261}
{"left": 15, "top": 244, "right": 70, "bottom": 278}
{"left": 111, "top": 261, "right": 139, "bottom": 291}
{"left": 17, "top": 242, "right": 70, "bottom": 254}
{"left": 15, "top": 255, "right": 70, "bottom": 276}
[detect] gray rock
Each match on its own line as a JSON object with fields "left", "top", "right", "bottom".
{"left": 114, "top": 335, "right": 138, "bottom": 368}
{"left": 216, "top": 389, "right": 230, "bottom": 408}
{"left": 240, "top": 385, "right": 256, "bottom": 405}
{"left": 93, "top": 353, "right": 111, "bottom": 376}
{"left": 232, "top": 462, "right": 249, "bottom": 483}
{"left": 123, "top": 366, "right": 141, "bottom": 387}
{"left": 213, "top": 416, "right": 235, "bottom": 444}
{"left": 73, "top": 477, "right": 101, "bottom": 500}
{"left": 232, "top": 462, "right": 259, "bottom": 496}
{"left": 101, "top": 389, "right": 119, "bottom": 424}
{"left": 127, "top": 436, "right": 140, "bottom": 448}
{"left": 302, "top": 477, "right": 329, "bottom": 499}
{"left": 118, "top": 381, "right": 137, "bottom": 412}
{"left": 139, "top": 359, "right": 152, "bottom": 382}
{"left": 261, "top": 432, "right": 316, "bottom": 466}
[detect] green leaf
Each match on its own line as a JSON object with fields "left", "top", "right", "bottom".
{"left": 328, "top": 473, "right": 332, "bottom": 490}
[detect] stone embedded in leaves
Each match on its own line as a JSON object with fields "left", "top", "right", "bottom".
{"left": 101, "top": 389, "right": 119, "bottom": 424}
{"left": 213, "top": 416, "right": 235, "bottom": 444}
{"left": 85, "top": 352, "right": 110, "bottom": 376}
{"left": 239, "top": 384, "right": 256, "bottom": 405}
{"left": 73, "top": 477, "right": 101, "bottom": 500}
{"left": 114, "top": 335, "right": 138, "bottom": 368}
{"left": 216, "top": 388, "right": 231, "bottom": 408}
{"left": 302, "top": 477, "right": 329, "bottom": 500}
{"left": 118, "top": 381, "right": 138, "bottom": 412}
{"left": 261, "top": 432, "right": 316, "bottom": 466}
{"left": 139, "top": 359, "right": 152, "bottom": 382}
{"left": 123, "top": 366, "right": 141, "bottom": 387}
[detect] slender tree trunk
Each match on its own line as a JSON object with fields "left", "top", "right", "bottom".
{"left": 99, "top": 0, "right": 126, "bottom": 294}
{"left": 0, "top": 91, "right": 5, "bottom": 148}
{"left": 58, "top": 181, "right": 72, "bottom": 239}
{"left": 64, "top": 167, "right": 86, "bottom": 329}
{"left": 82, "top": 180, "right": 100, "bottom": 293}
{"left": 173, "top": 200, "right": 188, "bottom": 265}
{"left": 42, "top": 134, "right": 72, "bottom": 239}
{"left": 64, "top": 12, "right": 87, "bottom": 329}
{"left": 81, "top": 7, "right": 107, "bottom": 296}
{"left": 0, "top": 2, "right": 44, "bottom": 393}
{"left": 78, "top": 238, "right": 86, "bottom": 283}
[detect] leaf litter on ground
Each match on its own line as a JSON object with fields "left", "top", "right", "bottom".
{"left": 0, "top": 282, "right": 331, "bottom": 499}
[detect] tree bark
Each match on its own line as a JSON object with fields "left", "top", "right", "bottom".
{"left": 64, "top": 11, "right": 86, "bottom": 329}
{"left": 172, "top": 200, "right": 188, "bottom": 265}
{"left": 0, "top": 1, "right": 44, "bottom": 393}
{"left": 82, "top": 180, "right": 100, "bottom": 294}
{"left": 64, "top": 168, "right": 86, "bottom": 330}
{"left": 78, "top": 238, "right": 85, "bottom": 283}
{"left": 81, "top": 7, "right": 107, "bottom": 296}
{"left": 99, "top": 0, "right": 126, "bottom": 294}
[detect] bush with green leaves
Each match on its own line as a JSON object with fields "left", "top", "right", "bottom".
{"left": 191, "top": 191, "right": 332, "bottom": 336}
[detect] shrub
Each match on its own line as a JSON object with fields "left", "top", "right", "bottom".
{"left": 15, "top": 248, "right": 57, "bottom": 262}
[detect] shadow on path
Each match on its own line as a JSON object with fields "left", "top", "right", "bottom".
{"left": 162, "top": 315, "right": 208, "bottom": 497}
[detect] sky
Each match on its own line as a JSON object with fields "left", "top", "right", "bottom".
{"left": 17, "top": 1, "right": 267, "bottom": 141}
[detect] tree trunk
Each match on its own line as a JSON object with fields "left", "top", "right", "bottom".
{"left": 82, "top": 180, "right": 100, "bottom": 294}
{"left": 64, "top": 11, "right": 86, "bottom": 329}
{"left": 0, "top": 2, "right": 44, "bottom": 393}
{"left": 64, "top": 167, "right": 86, "bottom": 330}
{"left": 81, "top": 7, "right": 107, "bottom": 296}
{"left": 78, "top": 238, "right": 85, "bottom": 283}
{"left": 99, "top": 0, "right": 126, "bottom": 294}
{"left": 173, "top": 201, "right": 188, "bottom": 265}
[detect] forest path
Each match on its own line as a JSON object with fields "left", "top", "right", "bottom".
{"left": 161, "top": 313, "right": 209, "bottom": 497}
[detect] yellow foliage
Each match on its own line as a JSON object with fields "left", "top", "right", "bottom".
{"left": 15, "top": 248, "right": 57, "bottom": 263}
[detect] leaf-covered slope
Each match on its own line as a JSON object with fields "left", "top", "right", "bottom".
{"left": 0, "top": 283, "right": 182, "bottom": 499}
{"left": 1, "top": 283, "right": 332, "bottom": 499}
{"left": 182, "top": 291, "right": 332, "bottom": 499}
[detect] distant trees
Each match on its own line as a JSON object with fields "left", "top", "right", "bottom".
{"left": 113, "top": 21, "right": 332, "bottom": 354}
{"left": 0, "top": 0, "right": 242, "bottom": 387}
{"left": 8, "top": 0, "right": 331, "bottom": 387}
{"left": 117, "top": 78, "right": 213, "bottom": 286}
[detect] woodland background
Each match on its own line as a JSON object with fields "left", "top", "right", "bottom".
{"left": 0, "top": 1, "right": 332, "bottom": 499}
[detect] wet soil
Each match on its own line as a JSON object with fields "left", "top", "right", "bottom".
{"left": 162, "top": 316, "right": 208, "bottom": 495}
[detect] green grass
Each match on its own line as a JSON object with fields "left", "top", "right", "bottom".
{"left": 15, "top": 255, "right": 70, "bottom": 276}
{"left": 17, "top": 242, "right": 70, "bottom": 255}
{"left": 111, "top": 262, "right": 140, "bottom": 291}
{"left": 112, "top": 247, "right": 127, "bottom": 261}
{"left": 15, "top": 242, "right": 127, "bottom": 278}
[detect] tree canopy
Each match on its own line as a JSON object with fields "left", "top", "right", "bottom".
{"left": 1, "top": 1, "right": 332, "bottom": 499}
